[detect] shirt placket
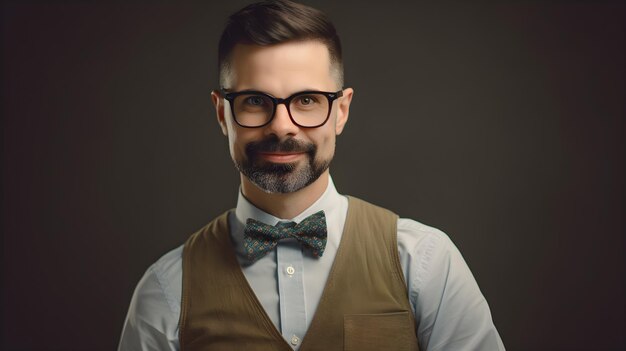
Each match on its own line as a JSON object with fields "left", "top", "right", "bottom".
{"left": 276, "top": 239, "right": 307, "bottom": 350}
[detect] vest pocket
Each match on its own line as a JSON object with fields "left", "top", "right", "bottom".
{"left": 344, "top": 311, "right": 418, "bottom": 351}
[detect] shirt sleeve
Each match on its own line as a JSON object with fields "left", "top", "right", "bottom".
{"left": 397, "top": 218, "right": 505, "bottom": 351}
{"left": 118, "top": 247, "right": 183, "bottom": 351}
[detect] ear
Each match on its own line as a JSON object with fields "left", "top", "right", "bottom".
{"left": 335, "top": 88, "right": 353, "bottom": 135}
{"left": 211, "top": 90, "right": 228, "bottom": 136}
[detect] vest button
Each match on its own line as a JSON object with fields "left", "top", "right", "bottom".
{"left": 290, "top": 335, "right": 300, "bottom": 345}
{"left": 286, "top": 266, "right": 295, "bottom": 275}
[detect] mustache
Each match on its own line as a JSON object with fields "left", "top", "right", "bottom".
{"left": 245, "top": 136, "right": 316, "bottom": 156}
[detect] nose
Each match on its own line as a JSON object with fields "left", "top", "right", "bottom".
{"left": 264, "top": 103, "right": 299, "bottom": 138}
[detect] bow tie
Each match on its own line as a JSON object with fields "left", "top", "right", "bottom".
{"left": 243, "top": 211, "right": 327, "bottom": 263}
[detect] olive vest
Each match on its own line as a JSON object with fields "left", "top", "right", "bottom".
{"left": 179, "top": 196, "right": 420, "bottom": 351}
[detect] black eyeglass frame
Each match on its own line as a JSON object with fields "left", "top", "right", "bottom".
{"left": 220, "top": 88, "right": 344, "bottom": 128}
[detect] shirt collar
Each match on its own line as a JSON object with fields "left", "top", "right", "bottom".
{"left": 230, "top": 176, "right": 345, "bottom": 264}
{"left": 234, "top": 176, "right": 341, "bottom": 227}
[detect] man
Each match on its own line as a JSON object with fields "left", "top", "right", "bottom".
{"left": 119, "top": 1, "right": 505, "bottom": 350}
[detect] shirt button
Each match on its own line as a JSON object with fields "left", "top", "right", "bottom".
{"left": 286, "top": 266, "right": 295, "bottom": 275}
{"left": 290, "top": 335, "right": 300, "bottom": 346}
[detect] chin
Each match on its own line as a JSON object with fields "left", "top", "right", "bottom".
{"left": 236, "top": 153, "right": 331, "bottom": 194}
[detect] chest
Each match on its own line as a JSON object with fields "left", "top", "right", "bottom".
{"left": 179, "top": 197, "right": 420, "bottom": 351}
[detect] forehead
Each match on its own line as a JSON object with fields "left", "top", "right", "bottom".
{"left": 226, "top": 40, "right": 336, "bottom": 93}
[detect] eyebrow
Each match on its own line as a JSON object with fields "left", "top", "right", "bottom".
{"left": 225, "top": 88, "right": 331, "bottom": 97}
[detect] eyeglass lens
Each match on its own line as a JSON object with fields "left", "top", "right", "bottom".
{"left": 232, "top": 93, "right": 330, "bottom": 127}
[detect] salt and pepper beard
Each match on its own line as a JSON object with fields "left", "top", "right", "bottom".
{"left": 234, "top": 136, "right": 331, "bottom": 193}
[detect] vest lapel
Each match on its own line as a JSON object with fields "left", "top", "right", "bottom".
{"left": 180, "top": 197, "right": 419, "bottom": 351}
{"left": 180, "top": 211, "right": 292, "bottom": 350}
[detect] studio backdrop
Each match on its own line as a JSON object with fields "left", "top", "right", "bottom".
{"left": 2, "top": 1, "right": 624, "bottom": 350}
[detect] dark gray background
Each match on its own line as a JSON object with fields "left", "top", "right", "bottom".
{"left": 2, "top": 1, "right": 624, "bottom": 350}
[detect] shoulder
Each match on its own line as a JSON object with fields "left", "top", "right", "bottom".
{"left": 118, "top": 245, "right": 184, "bottom": 348}
{"left": 345, "top": 196, "right": 455, "bottom": 258}
{"left": 395, "top": 217, "right": 470, "bottom": 294}
{"left": 395, "top": 218, "right": 505, "bottom": 350}
{"left": 397, "top": 217, "right": 454, "bottom": 257}
{"left": 153, "top": 244, "right": 184, "bottom": 275}
{"left": 134, "top": 245, "right": 184, "bottom": 317}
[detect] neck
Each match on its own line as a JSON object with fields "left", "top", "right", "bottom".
{"left": 241, "top": 170, "right": 330, "bottom": 219}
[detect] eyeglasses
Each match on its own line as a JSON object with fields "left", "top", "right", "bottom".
{"left": 220, "top": 89, "right": 344, "bottom": 128}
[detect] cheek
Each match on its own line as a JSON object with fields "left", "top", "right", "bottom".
{"left": 225, "top": 121, "right": 239, "bottom": 157}
{"left": 312, "top": 130, "right": 337, "bottom": 157}
{"left": 228, "top": 127, "right": 260, "bottom": 159}
{"left": 224, "top": 111, "right": 245, "bottom": 157}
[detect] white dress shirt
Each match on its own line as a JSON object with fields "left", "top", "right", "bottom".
{"left": 119, "top": 178, "right": 505, "bottom": 350}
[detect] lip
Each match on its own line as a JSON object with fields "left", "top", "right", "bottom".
{"left": 258, "top": 152, "right": 305, "bottom": 163}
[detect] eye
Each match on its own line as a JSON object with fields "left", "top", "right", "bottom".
{"left": 296, "top": 95, "right": 319, "bottom": 106}
{"left": 244, "top": 96, "right": 267, "bottom": 106}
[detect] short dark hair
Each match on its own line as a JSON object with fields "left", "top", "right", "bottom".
{"left": 218, "top": 0, "right": 343, "bottom": 88}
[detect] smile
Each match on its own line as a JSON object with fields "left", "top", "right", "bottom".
{"left": 258, "top": 152, "right": 306, "bottom": 163}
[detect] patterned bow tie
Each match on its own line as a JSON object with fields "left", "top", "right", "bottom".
{"left": 243, "top": 211, "right": 327, "bottom": 263}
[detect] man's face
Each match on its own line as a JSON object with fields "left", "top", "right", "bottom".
{"left": 213, "top": 40, "right": 353, "bottom": 193}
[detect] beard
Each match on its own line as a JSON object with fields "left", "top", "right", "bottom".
{"left": 234, "top": 136, "right": 332, "bottom": 193}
